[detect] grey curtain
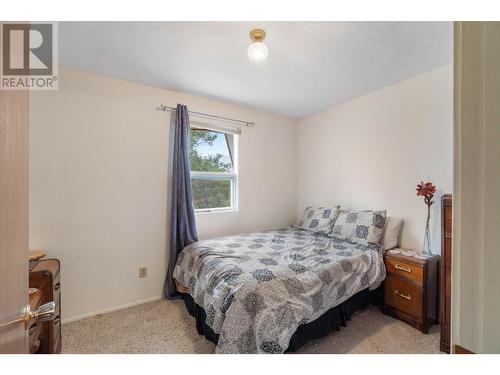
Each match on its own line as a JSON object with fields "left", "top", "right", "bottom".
{"left": 164, "top": 104, "right": 198, "bottom": 298}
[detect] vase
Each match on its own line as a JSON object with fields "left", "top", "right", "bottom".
{"left": 422, "top": 208, "right": 432, "bottom": 255}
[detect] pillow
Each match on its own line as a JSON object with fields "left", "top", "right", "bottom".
{"left": 296, "top": 206, "right": 341, "bottom": 234}
{"left": 331, "top": 210, "right": 387, "bottom": 247}
{"left": 381, "top": 216, "right": 403, "bottom": 250}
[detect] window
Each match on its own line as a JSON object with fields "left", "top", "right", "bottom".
{"left": 189, "top": 124, "right": 238, "bottom": 212}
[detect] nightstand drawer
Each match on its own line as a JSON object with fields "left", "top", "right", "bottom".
{"left": 385, "top": 257, "right": 423, "bottom": 285}
{"left": 384, "top": 275, "right": 423, "bottom": 318}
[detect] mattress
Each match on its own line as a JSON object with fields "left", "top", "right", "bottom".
{"left": 173, "top": 227, "right": 386, "bottom": 353}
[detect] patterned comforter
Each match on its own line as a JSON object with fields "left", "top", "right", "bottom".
{"left": 173, "top": 227, "right": 386, "bottom": 353}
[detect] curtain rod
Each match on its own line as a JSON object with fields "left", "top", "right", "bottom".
{"left": 157, "top": 105, "right": 255, "bottom": 128}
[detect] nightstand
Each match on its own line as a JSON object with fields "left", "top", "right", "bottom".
{"left": 382, "top": 251, "right": 440, "bottom": 333}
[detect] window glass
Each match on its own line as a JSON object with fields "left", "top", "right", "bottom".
{"left": 191, "top": 179, "right": 231, "bottom": 209}
{"left": 190, "top": 129, "right": 233, "bottom": 172}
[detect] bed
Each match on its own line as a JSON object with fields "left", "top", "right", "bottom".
{"left": 173, "top": 226, "right": 386, "bottom": 353}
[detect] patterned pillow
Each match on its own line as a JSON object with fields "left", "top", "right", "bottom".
{"left": 296, "top": 206, "right": 341, "bottom": 234}
{"left": 330, "top": 210, "right": 387, "bottom": 247}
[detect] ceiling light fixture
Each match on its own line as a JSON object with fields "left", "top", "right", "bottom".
{"left": 247, "top": 29, "right": 268, "bottom": 63}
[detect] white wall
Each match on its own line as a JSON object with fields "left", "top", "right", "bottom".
{"left": 296, "top": 65, "right": 453, "bottom": 253}
{"left": 29, "top": 67, "right": 297, "bottom": 321}
{"left": 452, "top": 22, "right": 500, "bottom": 353}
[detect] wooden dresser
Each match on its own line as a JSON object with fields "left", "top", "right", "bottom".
{"left": 29, "top": 259, "right": 62, "bottom": 354}
{"left": 383, "top": 252, "right": 440, "bottom": 333}
{"left": 440, "top": 194, "right": 452, "bottom": 353}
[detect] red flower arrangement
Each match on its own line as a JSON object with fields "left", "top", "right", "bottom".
{"left": 416, "top": 181, "right": 437, "bottom": 254}
{"left": 416, "top": 181, "right": 437, "bottom": 207}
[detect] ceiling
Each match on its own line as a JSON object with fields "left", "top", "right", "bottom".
{"left": 59, "top": 22, "right": 452, "bottom": 118}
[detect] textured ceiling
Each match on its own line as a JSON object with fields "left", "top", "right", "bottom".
{"left": 59, "top": 22, "right": 452, "bottom": 118}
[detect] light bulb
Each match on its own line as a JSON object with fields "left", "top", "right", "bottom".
{"left": 247, "top": 41, "right": 268, "bottom": 63}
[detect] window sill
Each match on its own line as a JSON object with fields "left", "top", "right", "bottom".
{"left": 195, "top": 208, "right": 239, "bottom": 215}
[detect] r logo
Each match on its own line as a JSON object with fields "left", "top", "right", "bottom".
{"left": 2, "top": 23, "right": 53, "bottom": 76}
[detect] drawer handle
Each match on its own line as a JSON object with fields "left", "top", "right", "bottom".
{"left": 394, "top": 264, "right": 412, "bottom": 273}
{"left": 394, "top": 290, "right": 411, "bottom": 301}
{"left": 54, "top": 316, "right": 61, "bottom": 326}
{"left": 54, "top": 282, "right": 61, "bottom": 291}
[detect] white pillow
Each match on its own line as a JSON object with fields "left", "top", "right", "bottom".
{"left": 381, "top": 217, "right": 403, "bottom": 250}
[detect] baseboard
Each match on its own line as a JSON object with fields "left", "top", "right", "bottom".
{"left": 62, "top": 295, "right": 162, "bottom": 324}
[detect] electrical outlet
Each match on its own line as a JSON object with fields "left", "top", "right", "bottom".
{"left": 139, "top": 267, "right": 147, "bottom": 278}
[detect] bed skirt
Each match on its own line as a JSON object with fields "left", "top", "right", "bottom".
{"left": 181, "top": 285, "right": 383, "bottom": 353}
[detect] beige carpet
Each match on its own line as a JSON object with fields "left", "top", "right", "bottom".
{"left": 62, "top": 299, "right": 441, "bottom": 354}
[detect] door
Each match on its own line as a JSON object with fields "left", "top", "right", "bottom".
{"left": 452, "top": 21, "right": 500, "bottom": 353}
{"left": 0, "top": 87, "right": 29, "bottom": 353}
